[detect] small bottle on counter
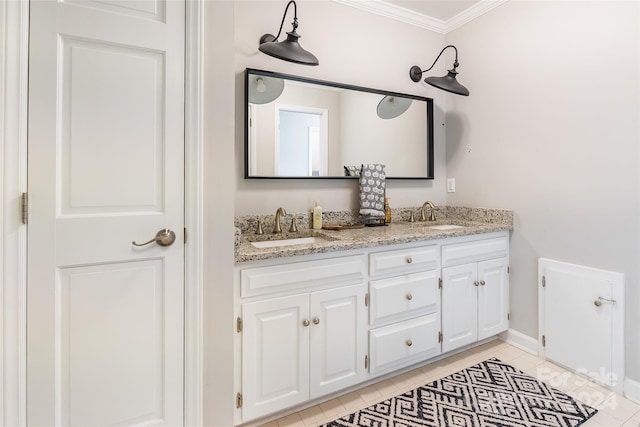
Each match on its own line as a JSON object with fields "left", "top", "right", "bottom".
{"left": 384, "top": 197, "right": 391, "bottom": 223}
{"left": 313, "top": 201, "right": 323, "bottom": 229}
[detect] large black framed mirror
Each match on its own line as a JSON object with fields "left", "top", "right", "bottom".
{"left": 245, "top": 68, "right": 434, "bottom": 179}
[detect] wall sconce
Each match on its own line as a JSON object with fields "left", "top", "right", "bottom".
{"left": 258, "top": 0, "right": 319, "bottom": 66}
{"left": 409, "top": 45, "right": 469, "bottom": 96}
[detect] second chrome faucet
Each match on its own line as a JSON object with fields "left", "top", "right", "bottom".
{"left": 420, "top": 201, "right": 437, "bottom": 222}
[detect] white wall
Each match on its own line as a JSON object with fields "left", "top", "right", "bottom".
{"left": 234, "top": 0, "right": 448, "bottom": 215}
{"left": 445, "top": 1, "right": 640, "bottom": 382}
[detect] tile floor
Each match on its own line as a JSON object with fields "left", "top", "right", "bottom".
{"left": 258, "top": 340, "right": 640, "bottom": 427}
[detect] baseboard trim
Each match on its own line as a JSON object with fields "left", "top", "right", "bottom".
{"left": 624, "top": 377, "right": 640, "bottom": 404}
{"left": 498, "top": 329, "right": 538, "bottom": 355}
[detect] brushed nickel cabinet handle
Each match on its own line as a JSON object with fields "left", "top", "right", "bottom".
{"left": 406, "top": 257, "right": 413, "bottom": 264}
{"left": 474, "top": 280, "right": 480, "bottom": 287}
{"left": 480, "top": 280, "right": 486, "bottom": 286}
{"left": 406, "top": 340, "right": 413, "bottom": 347}
{"left": 302, "top": 319, "right": 310, "bottom": 327}
{"left": 313, "top": 317, "right": 320, "bottom": 325}
{"left": 406, "top": 293, "right": 413, "bottom": 301}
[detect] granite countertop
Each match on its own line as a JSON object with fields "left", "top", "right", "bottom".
{"left": 235, "top": 206, "right": 513, "bottom": 263}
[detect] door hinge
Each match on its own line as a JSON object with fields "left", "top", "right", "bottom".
{"left": 507, "top": 312, "right": 510, "bottom": 321}
{"left": 184, "top": 227, "right": 188, "bottom": 244}
{"left": 364, "top": 293, "right": 369, "bottom": 307}
{"left": 236, "top": 392, "right": 243, "bottom": 408}
{"left": 438, "top": 277, "right": 442, "bottom": 289}
{"left": 365, "top": 355, "right": 368, "bottom": 369}
{"left": 507, "top": 266, "right": 510, "bottom": 274}
{"left": 21, "top": 192, "right": 28, "bottom": 224}
{"left": 438, "top": 331, "right": 443, "bottom": 343}
{"left": 236, "top": 317, "right": 243, "bottom": 333}
{"left": 542, "top": 335, "right": 546, "bottom": 347}
{"left": 542, "top": 275, "right": 546, "bottom": 287}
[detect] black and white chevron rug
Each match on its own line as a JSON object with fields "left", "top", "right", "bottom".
{"left": 321, "top": 358, "right": 597, "bottom": 427}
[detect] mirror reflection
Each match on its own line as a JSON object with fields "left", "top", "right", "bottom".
{"left": 245, "top": 69, "right": 434, "bottom": 179}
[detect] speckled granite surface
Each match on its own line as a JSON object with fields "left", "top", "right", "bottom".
{"left": 235, "top": 206, "right": 513, "bottom": 263}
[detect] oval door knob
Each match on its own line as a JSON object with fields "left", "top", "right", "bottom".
{"left": 480, "top": 280, "right": 486, "bottom": 286}
{"left": 406, "top": 293, "right": 413, "bottom": 301}
{"left": 594, "top": 300, "right": 602, "bottom": 307}
{"left": 406, "top": 339, "right": 413, "bottom": 347}
{"left": 132, "top": 229, "right": 176, "bottom": 247}
{"left": 474, "top": 280, "right": 480, "bottom": 287}
{"left": 302, "top": 319, "right": 310, "bottom": 327}
{"left": 313, "top": 317, "right": 320, "bottom": 325}
{"left": 406, "top": 257, "right": 413, "bottom": 264}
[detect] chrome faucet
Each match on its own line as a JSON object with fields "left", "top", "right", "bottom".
{"left": 420, "top": 201, "right": 437, "bottom": 222}
{"left": 273, "top": 207, "right": 287, "bottom": 233}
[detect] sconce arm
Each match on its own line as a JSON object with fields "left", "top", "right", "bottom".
{"left": 418, "top": 45, "right": 460, "bottom": 73}
{"left": 269, "top": 0, "right": 298, "bottom": 42}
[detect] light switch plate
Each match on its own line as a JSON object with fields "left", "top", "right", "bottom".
{"left": 447, "top": 178, "right": 456, "bottom": 193}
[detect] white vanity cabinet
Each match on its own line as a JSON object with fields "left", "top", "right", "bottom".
{"left": 440, "top": 235, "right": 509, "bottom": 353}
{"left": 367, "top": 245, "right": 442, "bottom": 374}
{"left": 238, "top": 255, "right": 368, "bottom": 422}
{"left": 235, "top": 231, "right": 510, "bottom": 424}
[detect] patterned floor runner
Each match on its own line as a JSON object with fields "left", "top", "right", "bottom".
{"left": 321, "top": 358, "right": 597, "bottom": 427}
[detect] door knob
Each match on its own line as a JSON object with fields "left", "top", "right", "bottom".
{"left": 132, "top": 229, "right": 176, "bottom": 247}
{"left": 302, "top": 319, "right": 310, "bottom": 327}
{"left": 313, "top": 317, "right": 320, "bottom": 325}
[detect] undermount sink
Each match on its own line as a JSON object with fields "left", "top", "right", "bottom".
{"left": 428, "top": 224, "right": 466, "bottom": 230}
{"left": 250, "top": 236, "right": 330, "bottom": 249}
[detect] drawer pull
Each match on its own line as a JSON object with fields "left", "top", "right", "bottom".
{"left": 406, "top": 293, "right": 413, "bottom": 301}
{"left": 474, "top": 280, "right": 480, "bottom": 287}
{"left": 406, "top": 257, "right": 413, "bottom": 264}
{"left": 406, "top": 339, "right": 413, "bottom": 347}
{"left": 480, "top": 280, "right": 486, "bottom": 286}
{"left": 302, "top": 319, "right": 310, "bottom": 327}
{"left": 313, "top": 317, "right": 320, "bottom": 325}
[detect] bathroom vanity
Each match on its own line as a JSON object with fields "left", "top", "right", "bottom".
{"left": 233, "top": 208, "right": 512, "bottom": 425}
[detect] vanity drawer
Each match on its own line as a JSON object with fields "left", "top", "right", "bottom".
{"left": 369, "top": 271, "right": 439, "bottom": 326}
{"left": 240, "top": 254, "right": 366, "bottom": 297}
{"left": 369, "top": 245, "right": 439, "bottom": 277}
{"left": 369, "top": 314, "right": 441, "bottom": 374}
{"left": 441, "top": 236, "right": 508, "bottom": 267}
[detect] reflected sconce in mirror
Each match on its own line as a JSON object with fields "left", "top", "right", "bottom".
{"left": 258, "top": 0, "right": 319, "bottom": 66}
{"left": 409, "top": 45, "right": 469, "bottom": 96}
{"left": 377, "top": 96, "right": 413, "bottom": 119}
{"left": 248, "top": 75, "right": 285, "bottom": 104}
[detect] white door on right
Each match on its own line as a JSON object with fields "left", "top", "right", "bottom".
{"left": 540, "top": 258, "right": 624, "bottom": 393}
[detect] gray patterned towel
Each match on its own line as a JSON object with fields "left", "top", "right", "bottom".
{"left": 359, "top": 164, "right": 386, "bottom": 218}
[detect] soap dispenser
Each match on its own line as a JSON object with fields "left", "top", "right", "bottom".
{"left": 313, "top": 201, "right": 323, "bottom": 229}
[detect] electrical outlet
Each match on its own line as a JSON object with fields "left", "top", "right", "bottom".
{"left": 447, "top": 178, "right": 456, "bottom": 193}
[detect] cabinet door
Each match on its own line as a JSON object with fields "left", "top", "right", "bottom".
{"left": 309, "top": 284, "right": 367, "bottom": 398}
{"left": 442, "top": 263, "right": 478, "bottom": 353}
{"left": 242, "top": 295, "right": 310, "bottom": 421}
{"left": 478, "top": 257, "right": 509, "bottom": 340}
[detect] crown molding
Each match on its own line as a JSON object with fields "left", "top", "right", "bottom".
{"left": 446, "top": 0, "right": 508, "bottom": 32}
{"left": 334, "top": 0, "right": 508, "bottom": 34}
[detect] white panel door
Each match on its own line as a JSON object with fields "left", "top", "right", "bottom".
{"left": 442, "top": 263, "right": 477, "bottom": 353}
{"left": 309, "top": 284, "right": 367, "bottom": 398}
{"left": 27, "top": 1, "right": 185, "bottom": 426}
{"left": 242, "top": 295, "right": 311, "bottom": 422}
{"left": 541, "top": 259, "right": 624, "bottom": 391}
{"left": 478, "top": 258, "right": 509, "bottom": 340}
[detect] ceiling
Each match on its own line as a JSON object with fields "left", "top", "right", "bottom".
{"left": 384, "top": 0, "right": 482, "bottom": 22}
